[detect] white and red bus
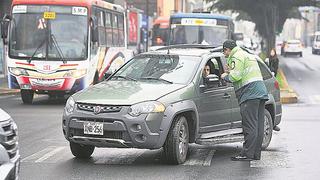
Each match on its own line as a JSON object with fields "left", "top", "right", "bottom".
{"left": 1, "top": 0, "right": 133, "bottom": 104}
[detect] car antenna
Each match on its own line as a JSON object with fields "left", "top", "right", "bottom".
{"left": 167, "top": 17, "right": 172, "bottom": 54}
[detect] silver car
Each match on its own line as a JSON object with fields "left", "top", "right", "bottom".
{"left": 0, "top": 108, "right": 20, "bottom": 180}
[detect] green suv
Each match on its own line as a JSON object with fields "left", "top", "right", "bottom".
{"left": 62, "top": 46, "right": 282, "bottom": 164}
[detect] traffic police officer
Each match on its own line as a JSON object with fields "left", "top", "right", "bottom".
{"left": 221, "top": 40, "right": 269, "bottom": 161}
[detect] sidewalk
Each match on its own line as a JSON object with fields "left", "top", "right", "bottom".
{"left": 0, "top": 75, "right": 20, "bottom": 96}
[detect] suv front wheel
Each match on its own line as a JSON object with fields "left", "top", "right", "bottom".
{"left": 70, "top": 142, "right": 95, "bottom": 158}
{"left": 164, "top": 116, "right": 189, "bottom": 164}
{"left": 262, "top": 110, "right": 273, "bottom": 150}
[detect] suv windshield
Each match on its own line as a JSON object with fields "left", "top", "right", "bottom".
{"left": 112, "top": 55, "right": 201, "bottom": 84}
{"left": 9, "top": 5, "right": 88, "bottom": 60}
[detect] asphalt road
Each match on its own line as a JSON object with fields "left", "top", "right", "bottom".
{"left": 1, "top": 48, "right": 320, "bottom": 180}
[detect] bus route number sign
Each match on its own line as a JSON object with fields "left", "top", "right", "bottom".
{"left": 43, "top": 12, "right": 56, "bottom": 20}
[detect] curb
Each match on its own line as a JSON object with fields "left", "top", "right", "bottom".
{"left": 0, "top": 89, "right": 20, "bottom": 96}
{"left": 278, "top": 69, "right": 298, "bottom": 104}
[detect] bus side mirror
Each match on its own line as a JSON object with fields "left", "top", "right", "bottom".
{"left": 1, "top": 14, "right": 12, "bottom": 45}
{"left": 90, "top": 17, "right": 99, "bottom": 43}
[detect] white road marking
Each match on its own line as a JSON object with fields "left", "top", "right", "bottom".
{"left": 183, "top": 149, "right": 215, "bottom": 166}
{"left": 22, "top": 146, "right": 59, "bottom": 162}
{"left": 93, "top": 148, "right": 147, "bottom": 165}
{"left": 203, "top": 150, "right": 215, "bottom": 166}
{"left": 35, "top": 147, "right": 65, "bottom": 163}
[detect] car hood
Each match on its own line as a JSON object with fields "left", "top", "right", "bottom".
{"left": 0, "top": 108, "right": 11, "bottom": 122}
{"left": 73, "top": 80, "right": 185, "bottom": 105}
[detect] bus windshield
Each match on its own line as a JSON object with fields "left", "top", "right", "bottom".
{"left": 152, "top": 26, "right": 169, "bottom": 46}
{"left": 170, "top": 25, "right": 228, "bottom": 46}
{"left": 9, "top": 5, "right": 88, "bottom": 61}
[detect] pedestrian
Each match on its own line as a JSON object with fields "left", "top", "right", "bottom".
{"left": 221, "top": 40, "right": 269, "bottom": 161}
{"left": 267, "top": 48, "right": 279, "bottom": 77}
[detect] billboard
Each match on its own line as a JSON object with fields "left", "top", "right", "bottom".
{"left": 128, "top": 12, "right": 138, "bottom": 44}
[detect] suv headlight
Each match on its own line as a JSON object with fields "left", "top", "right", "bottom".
{"left": 65, "top": 97, "right": 76, "bottom": 115}
{"left": 64, "top": 69, "right": 87, "bottom": 78}
{"left": 128, "top": 101, "right": 165, "bottom": 117}
{"left": 11, "top": 120, "right": 18, "bottom": 137}
{"left": 9, "top": 67, "right": 29, "bottom": 76}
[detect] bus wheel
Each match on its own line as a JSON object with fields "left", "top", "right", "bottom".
{"left": 21, "top": 89, "right": 34, "bottom": 104}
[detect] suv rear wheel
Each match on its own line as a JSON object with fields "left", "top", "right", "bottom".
{"left": 262, "top": 110, "right": 273, "bottom": 150}
{"left": 164, "top": 116, "right": 189, "bottom": 164}
{"left": 70, "top": 142, "right": 95, "bottom": 158}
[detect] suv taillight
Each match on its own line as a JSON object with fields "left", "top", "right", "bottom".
{"left": 274, "top": 80, "right": 279, "bottom": 90}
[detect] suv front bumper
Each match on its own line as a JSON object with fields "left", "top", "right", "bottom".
{"left": 62, "top": 106, "right": 166, "bottom": 149}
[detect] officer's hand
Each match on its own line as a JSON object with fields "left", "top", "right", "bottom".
{"left": 224, "top": 65, "right": 230, "bottom": 73}
{"left": 221, "top": 72, "right": 228, "bottom": 79}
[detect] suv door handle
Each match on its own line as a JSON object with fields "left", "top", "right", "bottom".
{"left": 223, "top": 93, "right": 231, "bottom": 99}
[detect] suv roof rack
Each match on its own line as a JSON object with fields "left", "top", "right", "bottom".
{"left": 157, "top": 44, "right": 218, "bottom": 51}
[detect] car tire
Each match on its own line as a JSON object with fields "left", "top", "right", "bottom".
{"left": 70, "top": 142, "right": 95, "bottom": 159}
{"left": 262, "top": 109, "right": 273, "bottom": 150}
{"left": 163, "top": 116, "right": 189, "bottom": 164}
{"left": 21, "top": 89, "right": 34, "bottom": 104}
{"left": 300, "top": 52, "right": 303, "bottom": 57}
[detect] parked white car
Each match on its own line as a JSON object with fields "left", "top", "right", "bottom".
{"left": 0, "top": 108, "right": 20, "bottom": 180}
{"left": 312, "top": 31, "right": 320, "bottom": 55}
{"left": 283, "top": 40, "right": 303, "bottom": 57}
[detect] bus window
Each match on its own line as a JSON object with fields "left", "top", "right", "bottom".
{"left": 151, "top": 16, "right": 169, "bottom": 46}
{"left": 112, "top": 14, "right": 119, "bottom": 46}
{"left": 97, "top": 10, "right": 106, "bottom": 45}
{"left": 105, "top": 11, "right": 112, "bottom": 46}
{"left": 118, "top": 15, "right": 125, "bottom": 46}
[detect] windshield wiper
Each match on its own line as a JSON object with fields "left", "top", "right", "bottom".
{"left": 139, "top": 77, "right": 173, "bottom": 84}
{"left": 111, "top": 75, "right": 137, "bottom": 81}
{"left": 50, "top": 34, "right": 67, "bottom": 64}
{"left": 28, "top": 38, "right": 46, "bottom": 63}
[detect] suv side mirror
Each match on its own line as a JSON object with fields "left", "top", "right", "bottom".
{"left": 90, "top": 17, "right": 99, "bottom": 43}
{"left": 1, "top": 14, "right": 12, "bottom": 45}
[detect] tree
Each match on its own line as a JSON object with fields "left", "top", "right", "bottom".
{"left": 208, "top": 0, "right": 319, "bottom": 53}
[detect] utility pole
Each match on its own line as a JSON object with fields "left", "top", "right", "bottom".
{"left": 145, "top": 0, "right": 149, "bottom": 52}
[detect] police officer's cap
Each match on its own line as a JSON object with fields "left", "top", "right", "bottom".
{"left": 223, "top": 40, "right": 237, "bottom": 50}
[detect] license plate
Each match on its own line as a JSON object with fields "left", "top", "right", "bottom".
{"left": 83, "top": 122, "right": 103, "bottom": 135}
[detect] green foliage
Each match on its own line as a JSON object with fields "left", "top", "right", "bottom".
{"left": 208, "top": 0, "right": 320, "bottom": 51}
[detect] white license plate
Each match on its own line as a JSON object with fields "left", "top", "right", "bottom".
{"left": 83, "top": 122, "right": 104, "bottom": 135}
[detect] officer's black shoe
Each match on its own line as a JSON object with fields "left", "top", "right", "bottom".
{"left": 273, "top": 126, "right": 280, "bottom": 131}
{"left": 231, "top": 155, "right": 253, "bottom": 161}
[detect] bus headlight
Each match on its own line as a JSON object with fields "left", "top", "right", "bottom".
{"left": 65, "top": 97, "right": 76, "bottom": 115}
{"left": 128, "top": 101, "right": 166, "bottom": 117}
{"left": 64, "top": 69, "right": 87, "bottom": 78}
{"left": 9, "top": 67, "right": 29, "bottom": 76}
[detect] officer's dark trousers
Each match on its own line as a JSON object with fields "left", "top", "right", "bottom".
{"left": 240, "top": 99, "right": 266, "bottom": 159}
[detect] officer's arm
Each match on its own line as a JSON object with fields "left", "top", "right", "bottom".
{"left": 228, "top": 57, "right": 243, "bottom": 82}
